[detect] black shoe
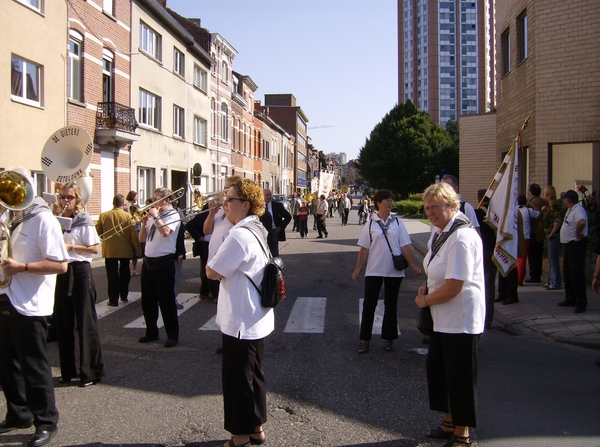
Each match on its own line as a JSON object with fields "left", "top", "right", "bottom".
{"left": 325, "top": 233, "right": 328, "bottom": 238}
{"left": 106, "top": 301, "right": 118, "bottom": 307}
{"left": 120, "top": 299, "right": 129, "bottom": 303}
{"left": 164, "top": 339, "right": 178, "bottom": 348}
{"left": 524, "top": 278, "right": 541, "bottom": 283}
{"left": 574, "top": 307, "right": 586, "bottom": 313}
{"left": 316, "top": 236, "right": 323, "bottom": 239}
{"left": 59, "top": 377, "right": 72, "bottom": 384}
{"left": 494, "top": 297, "right": 504, "bottom": 303}
{"left": 138, "top": 335, "right": 159, "bottom": 343}
{"left": 558, "top": 300, "right": 576, "bottom": 307}
{"left": 502, "top": 298, "right": 519, "bottom": 305}
{"left": 0, "top": 420, "right": 33, "bottom": 433}
{"left": 27, "top": 429, "right": 57, "bottom": 447}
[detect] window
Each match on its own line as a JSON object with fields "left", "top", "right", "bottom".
{"left": 140, "top": 22, "right": 161, "bottom": 60}
{"left": 518, "top": 11, "right": 528, "bottom": 63}
{"left": 193, "top": 64, "right": 207, "bottom": 91}
{"left": 501, "top": 28, "right": 511, "bottom": 75}
{"left": 221, "top": 103, "right": 228, "bottom": 141}
{"left": 193, "top": 116, "right": 207, "bottom": 146}
{"left": 102, "top": 49, "right": 114, "bottom": 103}
{"left": 263, "top": 140, "right": 270, "bottom": 160}
{"left": 137, "top": 167, "right": 155, "bottom": 204}
{"left": 103, "top": 0, "right": 113, "bottom": 15}
{"left": 173, "top": 47, "right": 184, "bottom": 77}
{"left": 160, "top": 168, "right": 167, "bottom": 187}
{"left": 173, "top": 105, "right": 184, "bottom": 138}
{"left": 139, "top": 89, "right": 161, "bottom": 129}
{"left": 211, "top": 98, "right": 217, "bottom": 137}
{"left": 68, "top": 32, "right": 83, "bottom": 102}
{"left": 221, "top": 60, "right": 228, "bottom": 83}
{"left": 11, "top": 55, "right": 41, "bottom": 106}
{"left": 17, "top": 0, "right": 42, "bottom": 12}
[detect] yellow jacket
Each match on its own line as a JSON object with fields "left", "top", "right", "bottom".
{"left": 95, "top": 208, "right": 142, "bottom": 259}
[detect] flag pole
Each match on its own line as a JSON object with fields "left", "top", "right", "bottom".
{"left": 477, "top": 114, "right": 531, "bottom": 209}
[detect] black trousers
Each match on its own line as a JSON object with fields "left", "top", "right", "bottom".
{"left": 341, "top": 208, "right": 349, "bottom": 225}
{"left": 141, "top": 256, "right": 179, "bottom": 340}
{"left": 222, "top": 334, "right": 267, "bottom": 435}
{"left": 317, "top": 214, "right": 328, "bottom": 237}
{"left": 266, "top": 230, "right": 280, "bottom": 257}
{"left": 497, "top": 267, "right": 518, "bottom": 301}
{"left": 292, "top": 215, "right": 299, "bottom": 231}
{"left": 198, "top": 241, "right": 210, "bottom": 297}
{"left": 360, "top": 276, "right": 402, "bottom": 341}
{"left": 54, "top": 262, "right": 104, "bottom": 383}
{"left": 104, "top": 258, "right": 131, "bottom": 304}
{"left": 563, "top": 239, "right": 588, "bottom": 309}
{"left": 0, "top": 295, "right": 58, "bottom": 431}
{"left": 527, "top": 236, "right": 544, "bottom": 281}
{"left": 427, "top": 332, "right": 480, "bottom": 427}
{"left": 483, "top": 248, "right": 497, "bottom": 329}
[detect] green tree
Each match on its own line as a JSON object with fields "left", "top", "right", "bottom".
{"left": 356, "top": 101, "right": 457, "bottom": 198}
{"left": 445, "top": 119, "right": 459, "bottom": 149}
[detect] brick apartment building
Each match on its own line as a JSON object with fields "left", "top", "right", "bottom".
{"left": 460, "top": 0, "right": 600, "bottom": 204}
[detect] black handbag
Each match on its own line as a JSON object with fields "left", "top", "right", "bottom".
{"left": 417, "top": 306, "right": 434, "bottom": 336}
{"left": 376, "top": 220, "right": 409, "bottom": 271}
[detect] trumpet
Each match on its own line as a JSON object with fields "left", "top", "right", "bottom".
{"left": 153, "top": 189, "right": 228, "bottom": 228}
{"left": 98, "top": 188, "right": 185, "bottom": 242}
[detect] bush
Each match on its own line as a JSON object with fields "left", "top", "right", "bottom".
{"left": 407, "top": 192, "right": 423, "bottom": 201}
{"left": 394, "top": 200, "right": 423, "bottom": 216}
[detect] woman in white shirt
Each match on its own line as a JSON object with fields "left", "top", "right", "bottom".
{"left": 53, "top": 182, "right": 103, "bottom": 387}
{"left": 414, "top": 182, "right": 485, "bottom": 447}
{"left": 206, "top": 178, "right": 273, "bottom": 447}
{"left": 352, "top": 190, "right": 421, "bottom": 353}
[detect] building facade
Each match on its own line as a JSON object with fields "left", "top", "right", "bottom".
{"left": 398, "top": 0, "right": 494, "bottom": 128}
{"left": 130, "top": 0, "right": 213, "bottom": 207}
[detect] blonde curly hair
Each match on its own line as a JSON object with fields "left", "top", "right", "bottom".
{"left": 423, "top": 182, "right": 460, "bottom": 210}
{"left": 231, "top": 178, "right": 265, "bottom": 217}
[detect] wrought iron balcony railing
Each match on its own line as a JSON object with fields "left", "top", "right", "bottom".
{"left": 96, "top": 102, "right": 138, "bottom": 133}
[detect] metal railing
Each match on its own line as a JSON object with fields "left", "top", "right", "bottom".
{"left": 96, "top": 102, "right": 138, "bottom": 133}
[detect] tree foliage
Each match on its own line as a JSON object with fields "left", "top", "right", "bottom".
{"left": 356, "top": 101, "right": 458, "bottom": 198}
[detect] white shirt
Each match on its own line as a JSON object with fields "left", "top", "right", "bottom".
{"left": 208, "top": 215, "right": 274, "bottom": 340}
{"left": 560, "top": 202, "right": 588, "bottom": 243}
{"left": 424, "top": 214, "right": 485, "bottom": 334}
{"left": 63, "top": 219, "right": 100, "bottom": 263}
{"left": 357, "top": 214, "right": 412, "bottom": 278}
{"left": 518, "top": 206, "right": 541, "bottom": 240}
{"left": 208, "top": 208, "right": 233, "bottom": 259}
{"left": 7, "top": 212, "right": 69, "bottom": 317}
{"left": 144, "top": 205, "right": 181, "bottom": 257}
{"left": 317, "top": 200, "right": 328, "bottom": 215}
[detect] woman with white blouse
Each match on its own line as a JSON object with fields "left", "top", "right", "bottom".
{"left": 352, "top": 189, "right": 421, "bottom": 353}
{"left": 206, "top": 178, "right": 273, "bottom": 447}
{"left": 415, "top": 182, "right": 485, "bottom": 447}
{"left": 53, "top": 182, "right": 103, "bottom": 387}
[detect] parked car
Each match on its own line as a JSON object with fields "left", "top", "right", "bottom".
{"left": 272, "top": 194, "right": 290, "bottom": 212}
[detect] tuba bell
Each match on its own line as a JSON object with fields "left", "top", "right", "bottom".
{"left": 0, "top": 169, "right": 35, "bottom": 288}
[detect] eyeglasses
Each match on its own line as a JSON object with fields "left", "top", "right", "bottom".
{"left": 59, "top": 194, "right": 76, "bottom": 201}
{"left": 224, "top": 196, "right": 246, "bottom": 203}
{"left": 424, "top": 204, "right": 446, "bottom": 213}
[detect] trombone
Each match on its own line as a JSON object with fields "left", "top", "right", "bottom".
{"left": 98, "top": 188, "right": 185, "bottom": 242}
{"left": 153, "top": 189, "right": 228, "bottom": 228}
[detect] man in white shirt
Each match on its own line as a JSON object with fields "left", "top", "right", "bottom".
{"left": 316, "top": 194, "right": 329, "bottom": 238}
{"left": 138, "top": 187, "right": 181, "bottom": 347}
{"left": 559, "top": 190, "right": 588, "bottom": 313}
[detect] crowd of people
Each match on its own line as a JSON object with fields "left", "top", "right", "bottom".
{"left": 0, "top": 166, "right": 597, "bottom": 447}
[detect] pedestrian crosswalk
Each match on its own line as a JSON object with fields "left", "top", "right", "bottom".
{"left": 98, "top": 294, "right": 399, "bottom": 335}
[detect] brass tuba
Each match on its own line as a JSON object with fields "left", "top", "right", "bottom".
{"left": 0, "top": 169, "right": 35, "bottom": 288}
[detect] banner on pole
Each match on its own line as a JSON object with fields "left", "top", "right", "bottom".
{"left": 318, "top": 170, "right": 334, "bottom": 197}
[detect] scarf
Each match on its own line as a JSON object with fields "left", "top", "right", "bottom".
{"left": 65, "top": 212, "right": 94, "bottom": 233}
{"left": 9, "top": 197, "right": 52, "bottom": 232}
{"left": 429, "top": 215, "right": 472, "bottom": 264}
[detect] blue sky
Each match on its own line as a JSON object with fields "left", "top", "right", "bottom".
{"left": 166, "top": 0, "right": 398, "bottom": 161}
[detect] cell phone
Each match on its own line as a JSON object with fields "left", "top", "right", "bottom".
{"left": 43, "top": 192, "right": 57, "bottom": 203}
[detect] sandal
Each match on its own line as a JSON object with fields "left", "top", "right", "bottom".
{"left": 225, "top": 438, "right": 250, "bottom": 447}
{"left": 357, "top": 342, "right": 370, "bottom": 353}
{"left": 425, "top": 420, "right": 455, "bottom": 439}
{"left": 443, "top": 435, "right": 471, "bottom": 447}
{"left": 249, "top": 430, "right": 265, "bottom": 445}
{"left": 384, "top": 340, "right": 393, "bottom": 352}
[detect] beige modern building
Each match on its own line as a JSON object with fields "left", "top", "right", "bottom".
{"left": 130, "top": 0, "right": 213, "bottom": 206}
{"left": 2, "top": 0, "right": 67, "bottom": 192}
{"left": 461, "top": 0, "right": 600, "bottom": 203}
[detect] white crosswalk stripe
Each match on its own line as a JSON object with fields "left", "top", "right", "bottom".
{"left": 284, "top": 297, "right": 326, "bottom": 333}
{"left": 123, "top": 293, "right": 200, "bottom": 329}
{"left": 359, "top": 298, "right": 401, "bottom": 335}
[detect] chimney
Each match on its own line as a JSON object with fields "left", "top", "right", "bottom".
{"left": 189, "top": 18, "right": 201, "bottom": 27}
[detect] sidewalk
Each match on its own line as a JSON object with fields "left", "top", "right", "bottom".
{"left": 402, "top": 217, "right": 600, "bottom": 350}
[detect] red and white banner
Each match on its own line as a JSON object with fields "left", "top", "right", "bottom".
{"left": 317, "top": 171, "right": 334, "bottom": 197}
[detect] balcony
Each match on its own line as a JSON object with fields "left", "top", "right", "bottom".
{"left": 95, "top": 102, "right": 141, "bottom": 148}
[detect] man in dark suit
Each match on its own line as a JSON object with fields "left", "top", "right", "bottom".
{"left": 260, "top": 189, "right": 291, "bottom": 257}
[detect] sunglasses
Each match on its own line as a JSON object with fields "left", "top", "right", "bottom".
{"left": 60, "top": 194, "right": 76, "bottom": 200}
{"left": 224, "top": 196, "right": 246, "bottom": 203}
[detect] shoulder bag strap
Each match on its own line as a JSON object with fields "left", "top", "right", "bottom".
{"left": 376, "top": 220, "right": 395, "bottom": 255}
{"left": 240, "top": 225, "right": 271, "bottom": 294}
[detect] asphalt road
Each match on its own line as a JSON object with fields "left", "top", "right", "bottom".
{"left": 0, "top": 210, "right": 599, "bottom": 447}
